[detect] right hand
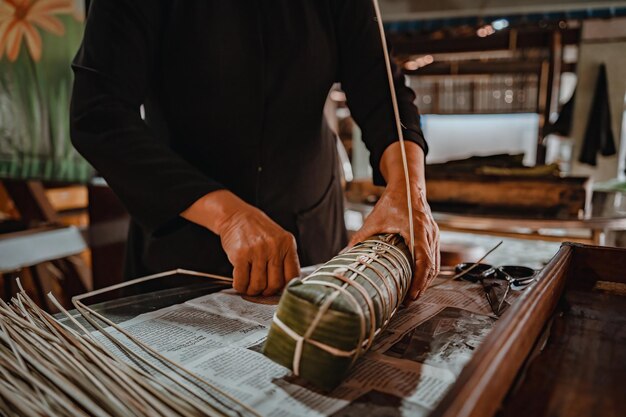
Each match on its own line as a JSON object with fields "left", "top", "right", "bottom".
{"left": 219, "top": 204, "right": 301, "bottom": 296}
{"left": 182, "top": 190, "right": 300, "bottom": 296}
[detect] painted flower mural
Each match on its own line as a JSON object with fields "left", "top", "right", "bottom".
{"left": 0, "top": 0, "right": 92, "bottom": 182}
{"left": 0, "top": 0, "right": 74, "bottom": 62}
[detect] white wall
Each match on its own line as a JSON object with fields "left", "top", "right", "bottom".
{"left": 569, "top": 19, "right": 626, "bottom": 181}
{"left": 421, "top": 113, "right": 539, "bottom": 165}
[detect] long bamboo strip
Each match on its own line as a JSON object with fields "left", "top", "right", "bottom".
{"left": 73, "top": 298, "right": 256, "bottom": 417}
{"left": 0, "top": 282, "right": 262, "bottom": 417}
{"left": 45, "top": 296, "right": 202, "bottom": 416}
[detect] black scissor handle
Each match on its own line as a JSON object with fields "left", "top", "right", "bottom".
{"left": 455, "top": 263, "right": 493, "bottom": 282}
{"left": 496, "top": 265, "right": 536, "bottom": 286}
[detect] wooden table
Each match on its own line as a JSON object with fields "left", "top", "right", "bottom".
{"left": 55, "top": 242, "right": 625, "bottom": 417}
{"left": 434, "top": 243, "right": 626, "bottom": 417}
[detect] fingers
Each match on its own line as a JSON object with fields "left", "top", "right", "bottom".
{"left": 232, "top": 261, "right": 250, "bottom": 294}
{"left": 408, "top": 251, "right": 430, "bottom": 300}
{"left": 348, "top": 228, "right": 369, "bottom": 248}
{"left": 348, "top": 213, "right": 393, "bottom": 248}
{"left": 247, "top": 255, "right": 268, "bottom": 296}
{"left": 263, "top": 259, "right": 284, "bottom": 297}
{"left": 434, "top": 230, "right": 441, "bottom": 277}
{"left": 220, "top": 205, "right": 301, "bottom": 296}
{"left": 343, "top": 181, "right": 440, "bottom": 304}
{"left": 265, "top": 235, "right": 300, "bottom": 295}
{"left": 427, "top": 224, "right": 441, "bottom": 290}
{"left": 230, "top": 233, "right": 300, "bottom": 297}
{"left": 349, "top": 223, "right": 401, "bottom": 248}
{"left": 409, "top": 258, "right": 434, "bottom": 299}
{"left": 408, "top": 225, "right": 439, "bottom": 300}
{"left": 283, "top": 241, "right": 301, "bottom": 284}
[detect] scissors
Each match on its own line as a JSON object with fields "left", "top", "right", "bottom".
{"left": 454, "top": 263, "right": 537, "bottom": 316}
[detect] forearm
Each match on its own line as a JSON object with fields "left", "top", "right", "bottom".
{"left": 379, "top": 141, "right": 426, "bottom": 190}
{"left": 181, "top": 190, "right": 246, "bottom": 235}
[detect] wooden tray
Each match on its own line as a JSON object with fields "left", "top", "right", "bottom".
{"left": 431, "top": 243, "right": 626, "bottom": 417}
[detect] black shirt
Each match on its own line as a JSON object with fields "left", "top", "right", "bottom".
{"left": 70, "top": 0, "right": 427, "bottom": 278}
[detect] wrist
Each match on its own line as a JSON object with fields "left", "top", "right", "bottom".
{"left": 181, "top": 190, "right": 247, "bottom": 235}
{"left": 379, "top": 141, "right": 426, "bottom": 188}
{"left": 384, "top": 168, "right": 426, "bottom": 197}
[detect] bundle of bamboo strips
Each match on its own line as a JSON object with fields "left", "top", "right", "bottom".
{"left": 0, "top": 280, "right": 245, "bottom": 417}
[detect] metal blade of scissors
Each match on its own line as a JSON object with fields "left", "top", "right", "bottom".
{"left": 482, "top": 278, "right": 510, "bottom": 316}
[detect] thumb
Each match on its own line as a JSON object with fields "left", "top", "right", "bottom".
{"left": 348, "top": 224, "right": 376, "bottom": 248}
{"left": 348, "top": 227, "right": 374, "bottom": 248}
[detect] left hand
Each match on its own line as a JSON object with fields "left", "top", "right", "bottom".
{"left": 348, "top": 142, "right": 440, "bottom": 301}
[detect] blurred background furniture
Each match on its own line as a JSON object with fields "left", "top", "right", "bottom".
{"left": 0, "top": 225, "right": 87, "bottom": 309}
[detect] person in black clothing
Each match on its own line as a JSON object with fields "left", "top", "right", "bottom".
{"left": 70, "top": 0, "right": 440, "bottom": 299}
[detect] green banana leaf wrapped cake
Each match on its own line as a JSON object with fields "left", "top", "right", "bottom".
{"left": 263, "top": 234, "right": 413, "bottom": 390}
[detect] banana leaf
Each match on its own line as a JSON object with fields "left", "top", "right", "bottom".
{"left": 263, "top": 234, "right": 412, "bottom": 390}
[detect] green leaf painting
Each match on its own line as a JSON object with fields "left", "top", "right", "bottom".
{"left": 0, "top": 0, "right": 92, "bottom": 182}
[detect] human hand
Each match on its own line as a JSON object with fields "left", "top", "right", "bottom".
{"left": 181, "top": 190, "right": 300, "bottom": 296}
{"left": 349, "top": 182, "right": 440, "bottom": 300}
{"left": 348, "top": 142, "right": 440, "bottom": 300}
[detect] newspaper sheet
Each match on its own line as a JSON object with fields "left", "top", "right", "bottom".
{"left": 93, "top": 276, "right": 517, "bottom": 416}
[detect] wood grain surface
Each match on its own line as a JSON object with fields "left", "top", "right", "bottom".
{"left": 430, "top": 243, "right": 573, "bottom": 417}
{"left": 500, "top": 244, "right": 626, "bottom": 417}
{"left": 429, "top": 243, "right": 626, "bottom": 417}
